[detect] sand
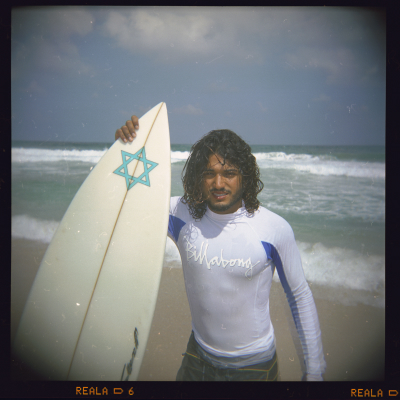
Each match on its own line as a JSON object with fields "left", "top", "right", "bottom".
{"left": 10, "top": 238, "right": 384, "bottom": 381}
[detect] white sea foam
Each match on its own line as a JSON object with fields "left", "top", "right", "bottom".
{"left": 12, "top": 148, "right": 107, "bottom": 164}
{"left": 170, "top": 150, "right": 386, "bottom": 180}
{"left": 12, "top": 148, "right": 384, "bottom": 180}
{"left": 260, "top": 188, "right": 385, "bottom": 223}
{"left": 12, "top": 215, "right": 59, "bottom": 244}
{"left": 171, "top": 151, "right": 190, "bottom": 164}
{"left": 273, "top": 241, "right": 385, "bottom": 307}
{"left": 12, "top": 147, "right": 189, "bottom": 165}
{"left": 164, "top": 237, "right": 385, "bottom": 307}
{"left": 254, "top": 152, "right": 385, "bottom": 180}
{"left": 11, "top": 215, "right": 384, "bottom": 306}
{"left": 164, "top": 236, "right": 182, "bottom": 265}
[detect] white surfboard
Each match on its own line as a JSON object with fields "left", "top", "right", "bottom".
{"left": 12, "top": 102, "right": 171, "bottom": 381}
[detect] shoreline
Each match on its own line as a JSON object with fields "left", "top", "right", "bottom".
{"left": 11, "top": 238, "right": 384, "bottom": 381}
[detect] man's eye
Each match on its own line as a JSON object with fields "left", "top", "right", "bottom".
{"left": 203, "top": 172, "right": 214, "bottom": 178}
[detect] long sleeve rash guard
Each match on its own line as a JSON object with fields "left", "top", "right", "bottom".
{"left": 167, "top": 196, "right": 326, "bottom": 380}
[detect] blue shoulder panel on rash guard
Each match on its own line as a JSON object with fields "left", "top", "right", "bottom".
{"left": 168, "top": 215, "right": 187, "bottom": 243}
{"left": 261, "top": 240, "right": 304, "bottom": 336}
{"left": 261, "top": 241, "right": 291, "bottom": 295}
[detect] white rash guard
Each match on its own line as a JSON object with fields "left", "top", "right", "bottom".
{"left": 168, "top": 196, "right": 326, "bottom": 380}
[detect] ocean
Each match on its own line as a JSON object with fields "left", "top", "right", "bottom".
{"left": 11, "top": 141, "right": 385, "bottom": 308}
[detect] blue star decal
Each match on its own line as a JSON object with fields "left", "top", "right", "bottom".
{"left": 113, "top": 147, "right": 158, "bottom": 190}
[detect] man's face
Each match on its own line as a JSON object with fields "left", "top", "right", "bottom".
{"left": 202, "top": 154, "right": 243, "bottom": 214}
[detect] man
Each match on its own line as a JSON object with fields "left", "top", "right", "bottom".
{"left": 115, "top": 117, "right": 326, "bottom": 381}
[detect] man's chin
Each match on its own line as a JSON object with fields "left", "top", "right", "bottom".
{"left": 208, "top": 203, "right": 229, "bottom": 213}
{"left": 205, "top": 188, "right": 244, "bottom": 214}
{"left": 207, "top": 199, "right": 236, "bottom": 214}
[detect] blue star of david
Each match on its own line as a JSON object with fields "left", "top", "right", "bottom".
{"left": 113, "top": 147, "right": 158, "bottom": 190}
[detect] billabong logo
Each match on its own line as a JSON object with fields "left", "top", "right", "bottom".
{"left": 114, "top": 147, "right": 158, "bottom": 190}
{"left": 184, "top": 236, "right": 260, "bottom": 279}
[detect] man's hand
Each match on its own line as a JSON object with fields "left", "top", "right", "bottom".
{"left": 115, "top": 115, "right": 139, "bottom": 143}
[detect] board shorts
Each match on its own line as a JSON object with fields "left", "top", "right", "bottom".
{"left": 176, "top": 332, "right": 279, "bottom": 381}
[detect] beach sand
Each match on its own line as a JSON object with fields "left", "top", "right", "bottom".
{"left": 11, "top": 238, "right": 384, "bottom": 381}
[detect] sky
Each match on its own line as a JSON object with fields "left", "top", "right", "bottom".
{"left": 11, "top": 6, "right": 386, "bottom": 146}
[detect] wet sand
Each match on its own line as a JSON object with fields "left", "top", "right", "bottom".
{"left": 11, "top": 238, "right": 384, "bottom": 381}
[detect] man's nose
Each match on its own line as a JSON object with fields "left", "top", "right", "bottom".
{"left": 213, "top": 173, "right": 224, "bottom": 188}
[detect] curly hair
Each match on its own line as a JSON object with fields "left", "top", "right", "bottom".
{"left": 181, "top": 129, "right": 264, "bottom": 220}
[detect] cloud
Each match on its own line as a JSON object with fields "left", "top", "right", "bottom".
{"left": 173, "top": 104, "right": 204, "bottom": 115}
{"left": 280, "top": 8, "right": 385, "bottom": 86}
{"left": 205, "top": 81, "right": 239, "bottom": 93}
{"left": 48, "top": 8, "right": 94, "bottom": 38}
{"left": 12, "top": 6, "right": 385, "bottom": 95}
{"left": 104, "top": 9, "right": 214, "bottom": 58}
{"left": 258, "top": 102, "right": 268, "bottom": 113}
{"left": 313, "top": 93, "right": 331, "bottom": 102}
{"left": 284, "top": 46, "right": 359, "bottom": 85}
{"left": 25, "top": 80, "right": 46, "bottom": 94}
{"left": 103, "top": 8, "right": 268, "bottom": 64}
{"left": 12, "top": 8, "right": 95, "bottom": 78}
{"left": 102, "top": 6, "right": 384, "bottom": 88}
{"left": 360, "top": 65, "right": 384, "bottom": 86}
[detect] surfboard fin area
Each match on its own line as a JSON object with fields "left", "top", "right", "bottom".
{"left": 12, "top": 103, "right": 171, "bottom": 381}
